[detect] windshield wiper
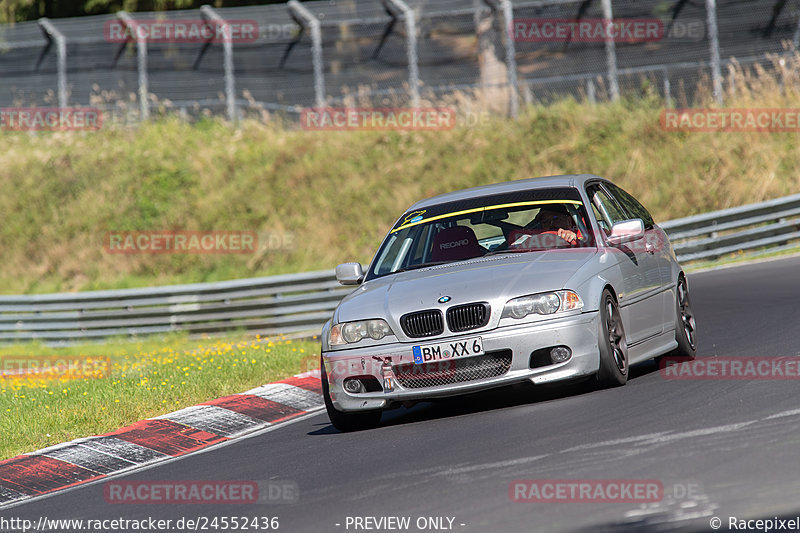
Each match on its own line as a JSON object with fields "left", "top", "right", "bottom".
{"left": 484, "top": 248, "right": 538, "bottom": 256}
{"left": 395, "top": 261, "right": 450, "bottom": 273}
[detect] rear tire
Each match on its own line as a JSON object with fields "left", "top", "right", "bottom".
{"left": 321, "top": 356, "right": 382, "bottom": 432}
{"left": 595, "top": 289, "right": 628, "bottom": 388}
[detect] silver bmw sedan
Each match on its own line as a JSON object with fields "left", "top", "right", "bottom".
{"left": 320, "top": 174, "right": 697, "bottom": 431}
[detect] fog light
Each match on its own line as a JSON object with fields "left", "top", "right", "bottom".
{"left": 550, "top": 346, "right": 572, "bottom": 363}
{"left": 381, "top": 358, "right": 394, "bottom": 392}
{"left": 343, "top": 378, "right": 366, "bottom": 394}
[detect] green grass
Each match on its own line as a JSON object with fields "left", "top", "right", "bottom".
{"left": 0, "top": 334, "right": 321, "bottom": 460}
{"left": 2, "top": 69, "right": 800, "bottom": 293}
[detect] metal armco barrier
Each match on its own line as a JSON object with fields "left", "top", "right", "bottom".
{"left": 661, "top": 192, "right": 800, "bottom": 262}
{"left": 2, "top": 194, "right": 800, "bottom": 343}
{"left": 0, "top": 270, "right": 350, "bottom": 344}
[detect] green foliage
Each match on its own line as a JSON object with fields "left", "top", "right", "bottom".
{"left": 1, "top": 96, "right": 799, "bottom": 294}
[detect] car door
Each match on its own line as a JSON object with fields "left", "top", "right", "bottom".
{"left": 586, "top": 183, "right": 664, "bottom": 345}
{"left": 603, "top": 182, "right": 674, "bottom": 335}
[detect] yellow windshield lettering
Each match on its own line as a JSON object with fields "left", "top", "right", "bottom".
{"left": 391, "top": 199, "right": 582, "bottom": 233}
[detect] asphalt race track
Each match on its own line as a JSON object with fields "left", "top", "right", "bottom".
{"left": 5, "top": 255, "right": 800, "bottom": 533}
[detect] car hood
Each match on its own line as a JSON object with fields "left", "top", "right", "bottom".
{"left": 335, "top": 249, "right": 597, "bottom": 326}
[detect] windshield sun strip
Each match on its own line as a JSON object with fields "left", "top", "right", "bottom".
{"left": 390, "top": 199, "right": 584, "bottom": 234}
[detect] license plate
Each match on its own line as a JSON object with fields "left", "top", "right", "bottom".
{"left": 412, "top": 337, "right": 484, "bottom": 364}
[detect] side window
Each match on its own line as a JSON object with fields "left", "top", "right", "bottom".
{"left": 605, "top": 183, "right": 655, "bottom": 229}
{"left": 586, "top": 184, "right": 627, "bottom": 233}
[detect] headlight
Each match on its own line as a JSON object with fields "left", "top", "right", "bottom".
{"left": 501, "top": 290, "right": 584, "bottom": 319}
{"left": 329, "top": 319, "right": 394, "bottom": 345}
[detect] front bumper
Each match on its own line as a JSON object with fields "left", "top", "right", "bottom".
{"left": 322, "top": 311, "right": 600, "bottom": 412}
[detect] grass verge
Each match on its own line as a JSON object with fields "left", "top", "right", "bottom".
{"left": 0, "top": 333, "right": 321, "bottom": 461}
{"left": 2, "top": 56, "right": 800, "bottom": 293}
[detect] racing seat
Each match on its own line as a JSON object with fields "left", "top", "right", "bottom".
{"left": 430, "top": 226, "right": 484, "bottom": 262}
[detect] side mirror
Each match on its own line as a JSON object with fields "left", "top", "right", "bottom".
{"left": 607, "top": 219, "right": 645, "bottom": 245}
{"left": 335, "top": 262, "right": 365, "bottom": 286}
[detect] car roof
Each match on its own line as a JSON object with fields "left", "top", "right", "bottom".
{"left": 407, "top": 174, "right": 610, "bottom": 210}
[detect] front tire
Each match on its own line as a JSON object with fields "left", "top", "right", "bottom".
{"left": 669, "top": 275, "right": 697, "bottom": 359}
{"left": 321, "top": 356, "right": 382, "bottom": 432}
{"left": 595, "top": 289, "right": 628, "bottom": 388}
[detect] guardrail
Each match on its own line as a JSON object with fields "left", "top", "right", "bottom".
{"left": 0, "top": 270, "right": 351, "bottom": 344}
{"left": 661, "top": 192, "right": 800, "bottom": 263}
{"left": 2, "top": 193, "right": 799, "bottom": 344}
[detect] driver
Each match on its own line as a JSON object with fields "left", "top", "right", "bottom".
{"left": 532, "top": 204, "right": 581, "bottom": 245}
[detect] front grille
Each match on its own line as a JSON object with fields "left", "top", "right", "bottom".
{"left": 446, "top": 302, "right": 490, "bottom": 332}
{"left": 393, "top": 350, "right": 512, "bottom": 389}
{"left": 400, "top": 310, "right": 444, "bottom": 338}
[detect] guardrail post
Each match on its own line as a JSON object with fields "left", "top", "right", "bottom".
{"left": 705, "top": 0, "right": 723, "bottom": 105}
{"left": 288, "top": 0, "right": 326, "bottom": 109}
{"left": 600, "top": 0, "right": 619, "bottom": 101}
{"left": 482, "top": 0, "right": 519, "bottom": 117}
{"left": 383, "top": 0, "right": 420, "bottom": 108}
{"left": 38, "top": 18, "right": 67, "bottom": 109}
{"left": 117, "top": 12, "right": 149, "bottom": 121}
{"left": 201, "top": 5, "right": 237, "bottom": 122}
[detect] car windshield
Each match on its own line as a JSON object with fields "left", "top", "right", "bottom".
{"left": 367, "top": 187, "right": 595, "bottom": 280}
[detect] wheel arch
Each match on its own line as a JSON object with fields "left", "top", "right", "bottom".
{"left": 575, "top": 271, "right": 619, "bottom": 313}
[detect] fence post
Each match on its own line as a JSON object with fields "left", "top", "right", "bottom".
{"left": 705, "top": 0, "right": 723, "bottom": 105}
{"left": 288, "top": 0, "right": 326, "bottom": 109}
{"left": 201, "top": 5, "right": 237, "bottom": 122}
{"left": 482, "top": 0, "right": 519, "bottom": 118}
{"left": 383, "top": 0, "right": 420, "bottom": 107}
{"left": 38, "top": 18, "right": 67, "bottom": 109}
{"left": 117, "top": 12, "right": 149, "bottom": 121}
{"left": 587, "top": 78, "right": 596, "bottom": 104}
{"left": 793, "top": 13, "right": 800, "bottom": 49}
{"left": 600, "top": 0, "right": 619, "bottom": 101}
